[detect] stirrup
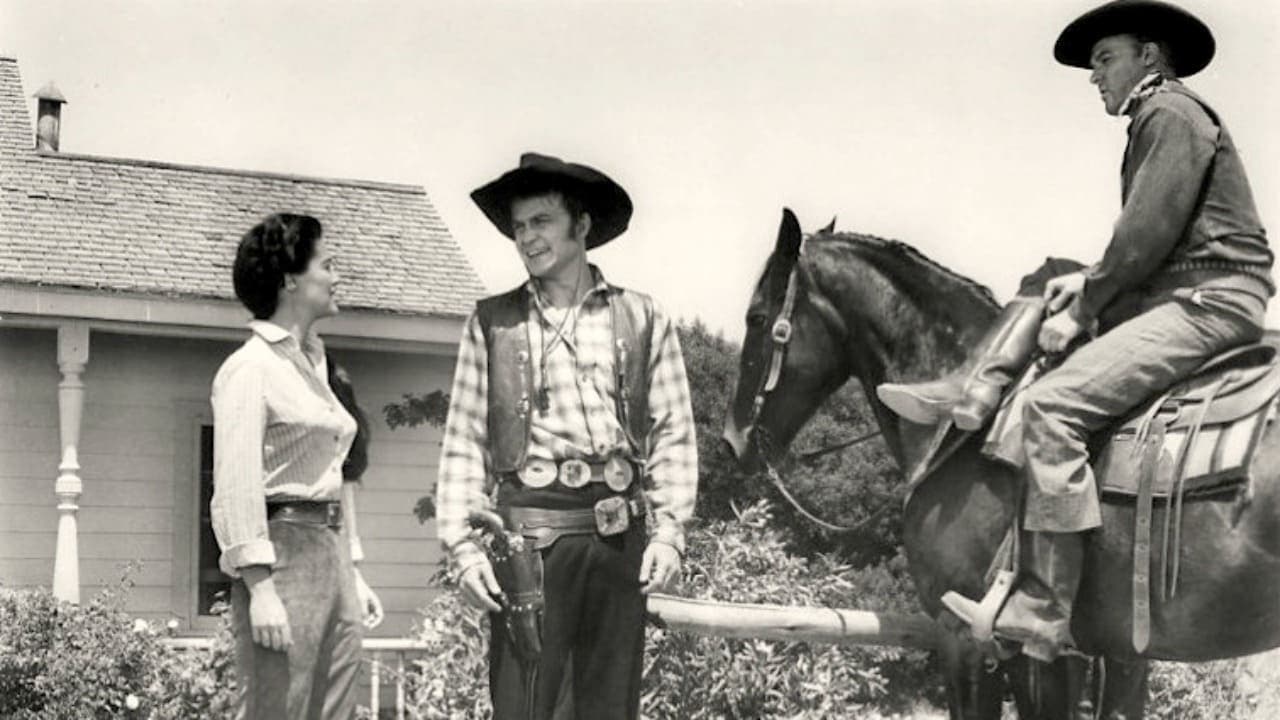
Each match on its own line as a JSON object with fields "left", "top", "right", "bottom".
{"left": 940, "top": 569, "right": 1015, "bottom": 643}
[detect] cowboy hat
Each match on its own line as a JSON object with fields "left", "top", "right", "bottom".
{"left": 1054, "top": 0, "right": 1214, "bottom": 77}
{"left": 470, "top": 152, "right": 633, "bottom": 250}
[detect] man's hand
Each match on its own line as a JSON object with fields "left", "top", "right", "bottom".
{"left": 241, "top": 567, "right": 292, "bottom": 652}
{"left": 639, "top": 542, "right": 681, "bottom": 595}
{"left": 1043, "top": 272, "right": 1086, "bottom": 314}
{"left": 353, "top": 568, "right": 384, "bottom": 629}
{"left": 458, "top": 558, "right": 504, "bottom": 613}
{"left": 1038, "top": 304, "right": 1087, "bottom": 354}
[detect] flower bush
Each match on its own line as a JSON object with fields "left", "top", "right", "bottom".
{"left": 0, "top": 571, "right": 238, "bottom": 720}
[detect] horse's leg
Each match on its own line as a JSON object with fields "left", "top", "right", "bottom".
{"left": 1095, "top": 656, "right": 1148, "bottom": 720}
{"left": 1004, "top": 656, "right": 1094, "bottom": 720}
{"left": 938, "top": 632, "right": 1005, "bottom": 720}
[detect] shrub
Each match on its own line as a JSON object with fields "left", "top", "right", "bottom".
{"left": 1146, "top": 659, "right": 1253, "bottom": 720}
{"left": 0, "top": 573, "right": 238, "bottom": 720}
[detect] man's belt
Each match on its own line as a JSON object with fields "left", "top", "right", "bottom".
{"left": 501, "top": 495, "right": 645, "bottom": 550}
{"left": 267, "top": 500, "right": 342, "bottom": 529}
{"left": 514, "top": 456, "right": 638, "bottom": 491}
{"left": 1150, "top": 260, "right": 1274, "bottom": 295}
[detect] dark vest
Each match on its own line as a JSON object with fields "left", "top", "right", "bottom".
{"left": 476, "top": 284, "right": 654, "bottom": 473}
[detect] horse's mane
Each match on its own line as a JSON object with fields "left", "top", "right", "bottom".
{"left": 810, "top": 231, "right": 999, "bottom": 311}
{"left": 798, "top": 230, "right": 1001, "bottom": 376}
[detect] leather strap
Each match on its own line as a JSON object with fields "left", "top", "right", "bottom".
{"left": 1164, "top": 375, "right": 1229, "bottom": 598}
{"left": 1132, "top": 418, "right": 1166, "bottom": 653}
{"left": 501, "top": 498, "right": 645, "bottom": 551}
{"left": 266, "top": 501, "right": 343, "bottom": 529}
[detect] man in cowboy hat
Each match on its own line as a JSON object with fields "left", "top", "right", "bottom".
{"left": 435, "top": 152, "right": 698, "bottom": 718}
{"left": 878, "top": 0, "right": 1273, "bottom": 661}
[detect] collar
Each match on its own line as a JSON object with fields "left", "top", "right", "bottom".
{"left": 1118, "top": 72, "right": 1169, "bottom": 117}
{"left": 525, "top": 264, "right": 613, "bottom": 310}
{"left": 249, "top": 320, "right": 325, "bottom": 360}
{"left": 249, "top": 320, "right": 292, "bottom": 344}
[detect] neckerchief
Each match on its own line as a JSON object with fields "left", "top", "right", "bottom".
{"left": 1118, "top": 72, "right": 1167, "bottom": 116}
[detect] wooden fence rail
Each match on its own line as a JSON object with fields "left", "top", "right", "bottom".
{"left": 646, "top": 593, "right": 940, "bottom": 650}
{"left": 165, "top": 636, "right": 429, "bottom": 720}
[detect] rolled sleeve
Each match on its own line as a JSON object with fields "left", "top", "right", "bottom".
{"left": 1079, "top": 100, "right": 1216, "bottom": 320}
{"left": 643, "top": 306, "right": 699, "bottom": 553}
{"left": 210, "top": 355, "right": 276, "bottom": 576}
{"left": 435, "top": 313, "right": 493, "bottom": 556}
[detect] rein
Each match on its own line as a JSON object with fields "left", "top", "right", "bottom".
{"left": 757, "top": 429, "right": 896, "bottom": 535}
{"left": 746, "top": 259, "right": 895, "bottom": 534}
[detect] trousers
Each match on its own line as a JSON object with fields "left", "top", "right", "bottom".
{"left": 1022, "top": 287, "right": 1266, "bottom": 532}
{"left": 231, "top": 518, "right": 363, "bottom": 720}
{"left": 488, "top": 519, "right": 647, "bottom": 720}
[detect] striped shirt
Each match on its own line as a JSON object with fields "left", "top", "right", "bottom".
{"left": 435, "top": 267, "right": 698, "bottom": 566}
{"left": 210, "top": 321, "right": 358, "bottom": 576}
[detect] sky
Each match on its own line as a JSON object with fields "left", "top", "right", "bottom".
{"left": 2, "top": 0, "right": 1278, "bottom": 340}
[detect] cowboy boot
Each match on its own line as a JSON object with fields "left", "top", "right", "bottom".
{"left": 876, "top": 296, "right": 1045, "bottom": 430}
{"left": 942, "top": 531, "right": 1083, "bottom": 663}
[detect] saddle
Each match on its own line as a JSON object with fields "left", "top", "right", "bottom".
{"left": 983, "top": 339, "right": 1280, "bottom": 653}
{"left": 1098, "top": 341, "right": 1279, "bottom": 653}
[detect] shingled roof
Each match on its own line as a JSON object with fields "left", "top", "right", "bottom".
{"left": 0, "top": 57, "right": 485, "bottom": 319}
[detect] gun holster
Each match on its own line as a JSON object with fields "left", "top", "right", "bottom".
{"left": 470, "top": 510, "right": 545, "bottom": 663}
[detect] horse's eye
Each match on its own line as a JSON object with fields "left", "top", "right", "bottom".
{"left": 747, "top": 313, "right": 767, "bottom": 328}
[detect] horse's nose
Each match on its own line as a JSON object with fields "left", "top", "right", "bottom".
{"left": 722, "top": 416, "right": 749, "bottom": 461}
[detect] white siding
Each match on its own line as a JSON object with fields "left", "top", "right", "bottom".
{"left": 0, "top": 326, "right": 451, "bottom": 638}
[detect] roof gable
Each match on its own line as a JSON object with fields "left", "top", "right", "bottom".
{"left": 0, "top": 57, "right": 485, "bottom": 319}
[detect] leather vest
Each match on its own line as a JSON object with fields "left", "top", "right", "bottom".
{"left": 476, "top": 284, "right": 654, "bottom": 473}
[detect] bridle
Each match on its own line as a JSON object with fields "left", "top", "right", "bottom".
{"left": 746, "top": 265, "right": 800, "bottom": 431}
{"left": 742, "top": 260, "right": 890, "bottom": 535}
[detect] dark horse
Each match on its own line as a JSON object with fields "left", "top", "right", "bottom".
{"left": 722, "top": 210, "right": 1280, "bottom": 719}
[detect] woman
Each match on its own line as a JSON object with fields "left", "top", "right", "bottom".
{"left": 211, "top": 213, "right": 382, "bottom": 719}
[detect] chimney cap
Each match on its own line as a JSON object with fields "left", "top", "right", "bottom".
{"left": 33, "top": 82, "right": 67, "bottom": 104}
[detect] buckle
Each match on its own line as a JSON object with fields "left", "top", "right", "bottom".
{"left": 771, "top": 318, "right": 792, "bottom": 344}
{"left": 519, "top": 458, "right": 557, "bottom": 488}
{"left": 559, "top": 459, "right": 592, "bottom": 488}
{"left": 325, "top": 503, "right": 342, "bottom": 528}
{"left": 603, "top": 456, "right": 634, "bottom": 492}
{"left": 593, "top": 496, "right": 630, "bottom": 536}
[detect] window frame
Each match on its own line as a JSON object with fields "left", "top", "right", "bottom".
{"left": 170, "top": 402, "right": 230, "bottom": 633}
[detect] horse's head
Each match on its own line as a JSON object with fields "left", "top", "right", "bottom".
{"left": 723, "top": 209, "right": 851, "bottom": 469}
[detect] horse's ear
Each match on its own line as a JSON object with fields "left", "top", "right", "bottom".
{"left": 820, "top": 216, "right": 837, "bottom": 234}
{"left": 776, "top": 208, "right": 802, "bottom": 260}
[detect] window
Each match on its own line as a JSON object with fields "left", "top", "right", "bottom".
{"left": 197, "top": 424, "right": 231, "bottom": 615}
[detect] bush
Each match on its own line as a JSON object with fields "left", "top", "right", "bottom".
{"left": 0, "top": 573, "right": 238, "bottom": 720}
{"left": 402, "top": 502, "right": 939, "bottom": 719}
{"left": 1146, "top": 659, "right": 1254, "bottom": 720}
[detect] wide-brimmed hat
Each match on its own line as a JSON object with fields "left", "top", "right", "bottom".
{"left": 1054, "top": 0, "right": 1215, "bottom": 77}
{"left": 470, "top": 152, "right": 633, "bottom": 250}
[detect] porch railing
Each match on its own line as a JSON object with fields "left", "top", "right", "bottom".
{"left": 163, "top": 636, "right": 431, "bottom": 719}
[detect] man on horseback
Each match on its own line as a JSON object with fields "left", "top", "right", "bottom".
{"left": 877, "top": 0, "right": 1273, "bottom": 662}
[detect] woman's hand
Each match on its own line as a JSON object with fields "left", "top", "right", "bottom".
{"left": 242, "top": 567, "right": 291, "bottom": 651}
{"left": 354, "top": 568, "right": 384, "bottom": 629}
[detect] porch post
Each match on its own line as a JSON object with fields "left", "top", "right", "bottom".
{"left": 52, "top": 323, "right": 89, "bottom": 604}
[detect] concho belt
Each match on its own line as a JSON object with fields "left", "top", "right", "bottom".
{"left": 517, "top": 456, "right": 636, "bottom": 492}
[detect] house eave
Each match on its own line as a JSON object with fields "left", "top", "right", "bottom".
{"left": 0, "top": 283, "right": 465, "bottom": 355}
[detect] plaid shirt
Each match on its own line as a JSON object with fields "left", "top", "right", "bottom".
{"left": 435, "top": 267, "right": 698, "bottom": 568}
